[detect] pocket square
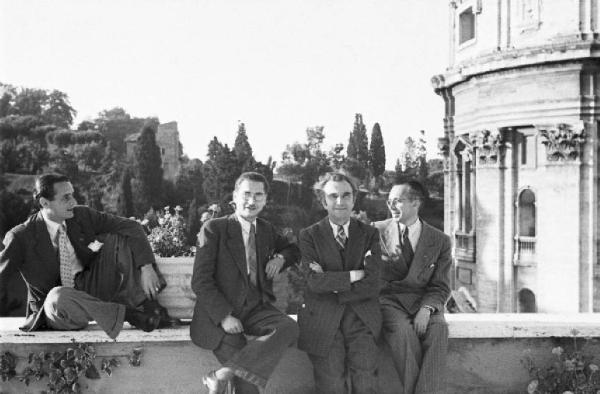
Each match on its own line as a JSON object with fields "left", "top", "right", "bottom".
{"left": 88, "top": 240, "right": 103, "bottom": 252}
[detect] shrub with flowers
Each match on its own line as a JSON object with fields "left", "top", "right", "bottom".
{"left": 522, "top": 333, "right": 600, "bottom": 394}
{"left": 147, "top": 206, "right": 195, "bottom": 257}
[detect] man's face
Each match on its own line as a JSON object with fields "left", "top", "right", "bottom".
{"left": 40, "top": 181, "right": 77, "bottom": 223}
{"left": 321, "top": 180, "right": 355, "bottom": 225}
{"left": 387, "top": 184, "right": 420, "bottom": 225}
{"left": 233, "top": 180, "right": 267, "bottom": 221}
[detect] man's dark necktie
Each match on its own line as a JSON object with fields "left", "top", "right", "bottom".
{"left": 247, "top": 223, "right": 258, "bottom": 286}
{"left": 400, "top": 224, "right": 414, "bottom": 266}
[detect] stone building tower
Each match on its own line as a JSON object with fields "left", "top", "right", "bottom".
{"left": 432, "top": 0, "right": 600, "bottom": 313}
{"left": 156, "top": 121, "right": 181, "bottom": 181}
{"left": 124, "top": 121, "right": 182, "bottom": 181}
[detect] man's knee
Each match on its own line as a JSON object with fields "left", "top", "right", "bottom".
{"left": 44, "top": 286, "right": 80, "bottom": 312}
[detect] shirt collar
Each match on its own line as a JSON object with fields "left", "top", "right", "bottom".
{"left": 329, "top": 219, "right": 350, "bottom": 237}
{"left": 236, "top": 213, "right": 257, "bottom": 233}
{"left": 397, "top": 217, "right": 421, "bottom": 234}
{"left": 41, "top": 210, "right": 65, "bottom": 241}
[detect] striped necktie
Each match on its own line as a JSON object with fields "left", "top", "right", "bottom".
{"left": 58, "top": 225, "right": 75, "bottom": 288}
{"left": 247, "top": 223, "right": 258, "bottom": 286}
{"left": 336, "top": 225, "right": 347, "bottom": 250}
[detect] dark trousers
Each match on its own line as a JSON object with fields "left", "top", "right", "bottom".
{"left": 381, "top": 297, "right": 448, "bottom": 394}
{"left": 309, "top": 307, "right": 379, "bottom": 394}
{"left": 43, "top": 234, "right": 149, "bottom": 339}
{"left": 213, "top": 301, "right": 299, "bottom": 394}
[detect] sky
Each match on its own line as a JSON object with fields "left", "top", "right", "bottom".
{"left": 0, "top": 0, "right": 449, "bottom": 170}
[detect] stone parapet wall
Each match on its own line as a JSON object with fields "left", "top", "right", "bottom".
{"left": 2, "top": 314, "right": 600, "bottom": 393}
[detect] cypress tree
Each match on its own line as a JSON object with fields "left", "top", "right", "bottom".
{"left": 133, "top": 123, "right": 163, "bottom": 214}
{"left": 233, "top": 122, "right": 253, "bottom": 170}
{"left": 369, "top": 122, "right": 386, "bottom": 178}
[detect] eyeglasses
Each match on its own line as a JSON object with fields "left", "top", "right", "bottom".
{"left": 241, "top": 192, "right": 266, "bottom": 202}
{"left": 388, "top": 198, "right": 412, "bottom": 205}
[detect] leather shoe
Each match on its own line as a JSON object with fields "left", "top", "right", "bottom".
{"left": 143, "top": 300, "right": 181, "bottom": 328}
{"left": 125, "top": 307, "right": 160, "bottom": 332}
{"left": 202, "top": 370, "right": 227, "bottom": 394}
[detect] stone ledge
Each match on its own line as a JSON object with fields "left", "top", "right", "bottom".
{"left": 3, "top": 314, "right": 600, "bottom": 393}
{"left": 3, "top": 313, "right": 600, "bottom": 344}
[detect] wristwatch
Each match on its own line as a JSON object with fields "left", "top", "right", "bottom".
{"left": 422, "top": 305, "right": 436, "bottom": 314}
{"left": 273, "top": 253, "right": 285, "bottom": 262}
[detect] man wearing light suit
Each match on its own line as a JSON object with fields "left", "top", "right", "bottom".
{"left": 191, "top": 172, "right": 300, "bottom": 394}
{"left": 298, "top": 172, "right": 382, "bottom": 393}
{"left": 373, "top": 180, "right": 451, "bottom": 394}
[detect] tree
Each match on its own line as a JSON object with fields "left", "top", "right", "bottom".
{"left": 346, "top": 113, "right": 369, "bottom": 166}
{"left": 415, "top": 130, "right": 428, "bottom": 181}
{"left": 133, "top": 123, "right": 163, "bottom": 214}
{"left": 233, "top": 122, "right": 253, "bottom": 170}
{"left": 117, "top": 168, "right": 134, "bottom": 217}
{"left": 202, "top": 137, "right": 240, "bottom": 206}
{"left": 42, "top": 90, "right": 76, "bottom": 128}
{"left": 369, "top": 122, "right": 386, "bottom": 178}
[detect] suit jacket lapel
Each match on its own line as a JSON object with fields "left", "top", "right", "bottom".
{"left": 225, "top": 214, "right": 249, "bottom": 282}
{"left": 344, "top": 219, "right": 366, "bottom": 270}
{"left": 410, "top": 221, "right": 435, "bottom": 273}
{"left": 316, "top": 218, "right": 344, "bottom": 271}
{"left": 33, "top": 212, "right": 58, "bottom": 265}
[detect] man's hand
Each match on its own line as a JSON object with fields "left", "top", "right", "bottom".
{"left": 221, "top": 315, "right": 244, "bottom": 334}
{"left": 265, "top": 255, "right": 285, "bottom": 279}
{"left": 413, "top": 307, "right": 431, "bottom": 337}
{"left": 309, "top": 261, "right": 324, "bottom": 273}
{"left": 349, "top": 270, "right": 365, "bottom": 283}
{"left": 140, "top": 264, "right": 161, "bottom": 300}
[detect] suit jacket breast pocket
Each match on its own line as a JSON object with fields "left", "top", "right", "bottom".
{"left": 417, "top": 262, "right": 436, "bottom": 282}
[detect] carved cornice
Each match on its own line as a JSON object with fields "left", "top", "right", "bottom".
{"left": 537, "top": 123, "right": 585, "bottom": 162}
{"left": 471, "top": 129, "right": 504, "bottom": 165}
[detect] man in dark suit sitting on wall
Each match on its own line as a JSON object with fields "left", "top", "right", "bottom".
{"left": 0, "top": 173, "right": 176, "bottom": 338}
{"left": 191, "top": 172, "right": 300, "bottom": 394}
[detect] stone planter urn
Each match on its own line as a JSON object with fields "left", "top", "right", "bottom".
{"left": 155, "top": 256, "right": 195, "bottom": 320}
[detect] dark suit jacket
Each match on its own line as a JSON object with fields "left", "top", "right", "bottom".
{"left": 373, "top": 218, "right": 451, "bottom": 315}
{"left": 297, "top": 218, "right": 382, "bottom": 357}
{"left": 190, "top": 214, "right": 300, "bottom": 350}
{"left": 0, "top": 206, "right": 154, "bottom": 330}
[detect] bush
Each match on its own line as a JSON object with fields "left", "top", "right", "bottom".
{"left": 522, "top": 335, "right": 600, "bottom": 393}
{"left": 147, "top": 206, "right": 194, "bottom": 257}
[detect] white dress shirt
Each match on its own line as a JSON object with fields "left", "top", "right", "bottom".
{"left": 42, "top": 211, "right": 83, "bottom": 277}
{"left": 398, "top": 218, "right": 422, "bottom": 251}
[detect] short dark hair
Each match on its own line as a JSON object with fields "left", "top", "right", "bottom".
{"left": 234, "top": 172, "right": 270, "bottom": 194}
{"left": 395, "top": 179, "right": 429, "bottom": 208}
{"left": 313, "top": 172, "right": 358, "bottom": 202}
{"left": 34, "top": 173, "right": 71, "bottom": 203}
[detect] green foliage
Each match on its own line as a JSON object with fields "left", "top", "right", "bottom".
{"left": 0, "top": 340, "right": 143, "bottom": 394}
{"left": 233, "top": 122, "right": 253, "bottom": 169}
{"left": 523, "top": 336, "right": 600, "bottom": 394}
{"left": 346, "top": 113, "right": 369, "bottom": 168}
{"left": 202, "top": 137, "right": 240, "bottom": 208}
{"left": 133, "top": 123, "right": 163, "bottom": 214}
{"left": 369, "top": 122, "right": 386, "bottom": 178}
{"left": 147, "top": 206, "right": 194, "bottom": 257}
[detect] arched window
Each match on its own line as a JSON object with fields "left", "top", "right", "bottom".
{"left": 518, "top": 189, "right": 536, "bottom": 237}
{"left": 518, "top": 288, "right": 537, "bottom": 313}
